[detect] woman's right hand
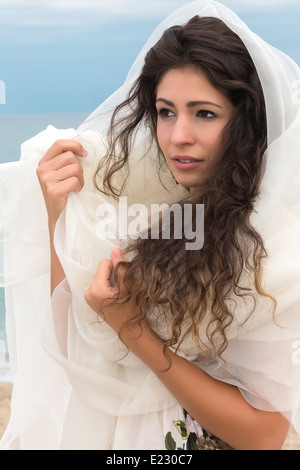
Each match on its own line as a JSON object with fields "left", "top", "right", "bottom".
{"left": 36, "top": 139, "right": 88, "bottom": 232}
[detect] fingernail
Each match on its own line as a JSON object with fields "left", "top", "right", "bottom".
{"left": 111, "top": 248, "right": 123, "bottom": 259}
{"left": 80, "top": 148, "right": 88, "bottom": 157}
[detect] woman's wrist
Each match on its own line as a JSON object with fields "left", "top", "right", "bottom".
{"left": 48, "top": 217, "right": 57, "bottom": 238}
{"left": 121, "top": 321, "right": 172, "bottom": 374}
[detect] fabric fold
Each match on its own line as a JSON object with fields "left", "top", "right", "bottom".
{"left": 1, "top": 0, "right": 300, "bottom": 449}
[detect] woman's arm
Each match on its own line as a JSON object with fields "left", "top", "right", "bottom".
{"left": 124, "top": 324, "right": 289, "bottom": 450}
{"left": 36, "top": 139, "right": 87, "bottom": 294}
{"left": 85, "top": 249, "right": 290, "bottom": 450}
{"left": 47, "top": 219, "right": 67, "bottom": 296}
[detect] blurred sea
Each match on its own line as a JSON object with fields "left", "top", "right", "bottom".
{"left": 0, "top": 111, "right": 87, "bottom": 382}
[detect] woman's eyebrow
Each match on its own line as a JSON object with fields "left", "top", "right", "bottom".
{"left": 156, "top": 98, "right": 222, "bottom": 109}
{"left": 188, "top": 100, "right": 222, "bottom": 109}
{"left": 156, "top": 98, "right": 175, "bottom": 107}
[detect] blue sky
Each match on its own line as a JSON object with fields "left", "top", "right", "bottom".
{"left": 0, "top": 0, "right": 300, "bottom": 116}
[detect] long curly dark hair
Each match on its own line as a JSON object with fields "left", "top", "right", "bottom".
{"left": 94, "top": 16, "right": 275, "bottom": 360}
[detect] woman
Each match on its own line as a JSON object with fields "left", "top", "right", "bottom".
{"left": 1, "top": 1, "right": 300, "bottom": 450}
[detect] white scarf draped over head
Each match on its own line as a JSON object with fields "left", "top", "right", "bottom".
{"left": 0, "top": 0, "right": 300, "bottom": 450}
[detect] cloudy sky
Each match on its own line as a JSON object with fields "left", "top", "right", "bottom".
{"left": 0, "top": 0, "right": 299, "bottom": 115}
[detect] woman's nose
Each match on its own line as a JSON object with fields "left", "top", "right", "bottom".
{"left": 170, "top": 117, "right": 196, "bottom": 146}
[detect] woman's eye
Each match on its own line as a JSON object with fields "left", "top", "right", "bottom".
{"left": 197, "top": 110, "right": 216, "bottom": 119}
{"left": 158, "top": 108, "right": 175, "bottom": 118}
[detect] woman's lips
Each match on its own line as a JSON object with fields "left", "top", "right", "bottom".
{"left": 172, "top": 156, "right": 204, "bottom": 170}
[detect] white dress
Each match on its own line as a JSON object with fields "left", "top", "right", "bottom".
{"left": 1, "top": 1, "right": 300, "bottom": 450}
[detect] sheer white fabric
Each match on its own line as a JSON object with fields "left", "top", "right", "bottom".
{"left": 1, "top": 0, "right": 300, "bottom": 450}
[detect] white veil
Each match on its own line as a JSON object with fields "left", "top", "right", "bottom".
{"left": 1, "top": 0, "right": 300, "bottom": 450}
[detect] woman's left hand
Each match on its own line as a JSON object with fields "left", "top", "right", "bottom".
{"left": 84, "top": 248, "right": 141, "bottom": 337}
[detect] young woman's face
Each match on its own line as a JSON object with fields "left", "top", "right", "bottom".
{"left": 156, "top": 67, "right": 235, "bottom": 189}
